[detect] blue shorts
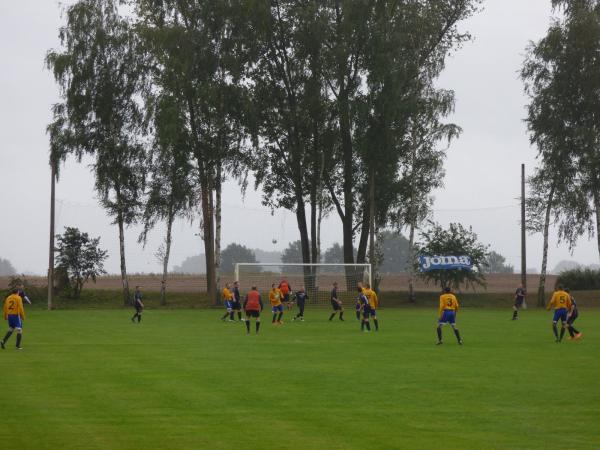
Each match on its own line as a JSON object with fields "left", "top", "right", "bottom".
{"left": 368, "top": 308, "right": 377, "bottom": 317}
{"left": 272, "top": 304, "right": 284, "bottom": 313}
{"left": 225, "top": 300, "right": 233, "bottom": 309}
{"left": 7, "top": 315, "right": 22, "bottom": 329}
{"left": 553, "top": 308, "right": 568, "bottom": 323}
{"left": 439, "top": 310, "right": 456, "bottom": 325}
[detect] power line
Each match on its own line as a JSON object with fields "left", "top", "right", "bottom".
{"left": 433, "top": 204, "right": 519, "bottom": 212}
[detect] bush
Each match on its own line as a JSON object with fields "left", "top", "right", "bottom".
{"left": 3, "top": 275, "right": 47, "bottom": 303}
{"left": 556, "top": 268, "right": 600, "bottom": 290}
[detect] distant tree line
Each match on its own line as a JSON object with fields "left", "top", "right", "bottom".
{"left": 46, "top": 0, "right": 481, "bottom": 304}
{"left": 0, "top": 258, "right": 17, "bottom": 277}
{"left": 173, "top": 233, "right": 513, "bottom": 280}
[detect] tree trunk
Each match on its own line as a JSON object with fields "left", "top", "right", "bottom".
{"left": 368, "top": 166, "right": 376, "bottom": 270}
{"left": 116, "top": 208, "right": 129, "bottom": 306}
{"left": 316, "top": 149, "right": 326, "bottom": 263}
{"left": 201, "top": 174, "right": 217, "bottom": 306}
{"left": 215, "top": 162, "right": 223, "bottom": 301}
{"left": 309, "top": 121, "right": 320, "bottom": 265}
{"left": 594, "top": 188, "right": 600, "bottom": 264}
{"left": 317, "top": 198, "right": 323, "bottom": 262}
{"left": 295, "top": 194, "right": 313, "bottom": 292}
{"left": 407, "top": 130, "right": 418, "bottom": 302}
{"left": 356, "top": 205, "right": 370, "bottom": 263}
{"left": 537, "top": 184, "right": 555, "bottom": 307}
{"left": 161, "top": 212, "right": 174, "bottom": 306}
{"left": 408, "top": 221, "right": 416, "bottom": 303}
{"left": 310, "top": 179, "right": 318, "bottom": 264}
{"left": 340, "top": 96, "right": 355, "bottom": 265}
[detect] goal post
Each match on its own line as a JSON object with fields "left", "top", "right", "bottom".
{"left": 234, "top": 263, "right": 372, "bottom": 306}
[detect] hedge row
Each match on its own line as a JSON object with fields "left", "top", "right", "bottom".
{"left": 556, "top": 268, "right": 600, "bottom": 291}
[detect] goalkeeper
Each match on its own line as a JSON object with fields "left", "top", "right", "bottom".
{"left": 292, "top": 287, "right": 308, "bottom": 321}
{"left": 279, "top": 279, "right": 293, "bottom": 310}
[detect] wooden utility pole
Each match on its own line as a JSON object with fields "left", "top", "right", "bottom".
{"left": 368, "top": 166, "right": 376, "bottom": 289}
{"left": 48, "top": 160, "right": 56, "bottom": 310}
{"left": 521, "top": 164, "right": 527, "bottom": 296}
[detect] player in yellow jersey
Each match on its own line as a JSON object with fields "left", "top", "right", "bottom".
{"left": 364, "top": 283, "right": 380, "bottom": 331}
{"left": 546, "top": 285, "right": 572, "bottom": 342}
{"left": 1, "top": 288, "right": 26, "bottom": 350}
{"left": 436, "top": 286, "right": 463, "bottom": 345}
{"left": 221, "top": 283, "right": 235, "bottom": 322}
{"left": 269, "top": 283, "right": 284, "bottom": 324}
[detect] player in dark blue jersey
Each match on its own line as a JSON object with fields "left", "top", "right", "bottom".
{"left": 565, "top": 290, "right": 582, "bottom": 340}
{"left": 131, "top": 286, "right": 144, "bottom": 323}
{"left": 328, "top": 282, "right": 344, "bottom": 321}
{"left": 358, "top": 287, "right": 371, "bottom": 332}
{"left": 512, "top": 284, "right": 525, "bottom": 320}
{"left": 292, "top": 287, "right": 308, "bottom": 321}
{"left": 17, "top": 283, "right": 32, "bottom": 305}
{"left": 232, "top": 281, "right": 243, "bottom": 321}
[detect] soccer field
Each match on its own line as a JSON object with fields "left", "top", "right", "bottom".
{"left": 1, "top": 309, "right": 598, "bottom": 450}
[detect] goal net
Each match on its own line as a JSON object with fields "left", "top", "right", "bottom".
{"left": 233, "top": 263, "right": 372, "bottom": 306}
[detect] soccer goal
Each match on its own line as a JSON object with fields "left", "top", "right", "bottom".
{"left": 233, "top": 263, "right": 372, "bottom": 306}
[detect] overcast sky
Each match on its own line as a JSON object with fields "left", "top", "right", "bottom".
{"left": 1, "top": 0, "right": 597, "bottom": 275}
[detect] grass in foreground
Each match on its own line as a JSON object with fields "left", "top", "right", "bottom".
{"left": 0, "top": 308, "right": 598, "bottom": 450}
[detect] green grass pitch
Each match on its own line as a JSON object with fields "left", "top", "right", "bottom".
{"left": 1, "top": 308, "right": 599, "bottom": 449}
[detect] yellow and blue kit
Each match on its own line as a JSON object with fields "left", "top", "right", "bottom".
{"left": 3, "top": 293, "right": 25, "bottom": 329}
{"left": 547, "top": 290, "right": 572, "bottom": 322}
{"left": 222, "top": 287, "right": 234, "bottom": 309}
{"left": 270, "top": 287, "right": 283, "bottom": 313}
{"left": 438, "top": 293, "right": 459, "bottom": 324}
{"left": 365, "top": 288, "right": 379, "bottom": 310}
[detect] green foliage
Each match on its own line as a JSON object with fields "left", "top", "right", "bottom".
{"left": 483, "top": 251, "right": 514, "bottom": 274}
{"left": 522, "top": 0, "right": 600, "bottom": 255}
{"left": 47, "top": 0, "right": 148, "bottom": 223}
{"left": 47, "top": 0, "right": 150, "bottom": 305}
{"left": 135, "top": 0, "right": 251, "bottom": 304}
{"left": 557, "top": 268, "right": 600, "bottom": 290}
{"left": 416, "top": 222, "right": 489, "bottom": 290}
{"left": 221, "top": 243, "right": 257, "bottom": 274}
{"left": 55, "top": 227, "right": 108, "bottom": 298}
{"left": 322, "top": 243, "right": 343, "bottom": 265}
{"left": 378, "top": 231, "right": 410, "bottom": 274}
{"left": 321, "top": 243, "right": 357, "bottom": 273}
{"left": 172, "top": 255, "right": 207, "bottom": 274}
{"left": 240, "top": 1, "right": 478, "bottom": 266}
{"left": 280, "top": 240, "right": 305, "bottom": 273}
{"left": 4, "top": 275, "right": 46, "bottom": 304}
